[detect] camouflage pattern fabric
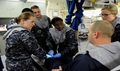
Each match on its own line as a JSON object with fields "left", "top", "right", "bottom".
{"left": 5, "top": 30, "right": 46, "bottom": 71}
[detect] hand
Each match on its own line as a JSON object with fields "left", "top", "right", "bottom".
{"left": 48, "top": 50, "right": 54, "bottom": 57}
{"left": 46, "top": 54, "right": 52, "bottom": 59}
{"left": 53, "top": 53, "right": 61, "bottom": 58}
{"left": 52, "top": 66, "right": 62, "bottom": 71}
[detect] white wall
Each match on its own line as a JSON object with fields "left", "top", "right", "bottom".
{"left": 46, "top": 1, "right": 67, "bottom": 20}
{"left": 0, "top": 0, "right": 46, "bottom": 18}
{"left": 83, "top": 8, "right": 102, "bottom": 21}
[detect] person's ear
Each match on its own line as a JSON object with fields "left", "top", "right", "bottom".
{"left": 20, "top": 19, "right": 25, "bottom": 24}
{"left": 94, "top": 31, "right": 99, "bottom": 38}
{"left": 113, "top": 13, "right": 117, "bottom": 16}
{"left": 59, "top": 66, "right": 62, "bottom": 71}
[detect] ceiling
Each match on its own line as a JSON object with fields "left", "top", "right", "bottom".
{"left": 19, "top": 0, "right": 115, "bottom": 6}
{"left": 47, "top": 0, "right": 65, "bottom": 3}
{"left": 47, "top": 0, "right": 115, "bottom": 5}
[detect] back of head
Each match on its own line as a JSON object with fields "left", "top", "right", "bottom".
{"left": 102, "top": 4, "right": 118, "bottom": 14}
{"left": 22, "top": 8, "right": 33, "bottom": 13}
{"left": 14, "top": 12, "right": 34, "bottom": 24}
{"left": 51, "top": 17, "right": 63, "bottom": 25}
{"left": 91, "top": 20, "right": 114, "bottom": 38}
{"left": 31, "top": 5, "right": 39, "bottom": 9}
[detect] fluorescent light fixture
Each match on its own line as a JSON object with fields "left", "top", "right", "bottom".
{"left": 27, "top": 0, "right": 45, "bottom": 3}
{"left": 10, "top": 0, "right": 20, "bottom": 1}
{"left": 95, "top": 0, "right": 114, "bottom": 5}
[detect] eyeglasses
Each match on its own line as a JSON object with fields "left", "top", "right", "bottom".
{"left": 100, "top": 13, "right": 112, "bottom": 16}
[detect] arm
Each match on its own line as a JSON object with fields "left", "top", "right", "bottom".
{"left": 46, "top": 32, "right": 56, "bottom": 51}
{"left": 0, "top": 56, "right": 4, "bottom": 70}
{"left": 112, "top": 24, "right": 120, "bottom": 42}
{"left": 31, "top": 24, "right": 41, "bottom": 36}
{"left": 21, "top": 31, "right": 46, "bottom": 59}
{"left": 6, "top": 19, "right": 15, "bottom": 30}
{"left": 52, "top": 66, "right": 62, "bottom": 71}
{"left": 47, "top": 17, "right": 53, "bottom": 28}
{"left": 60, "top": 30, "right": 78, "bottom": 56}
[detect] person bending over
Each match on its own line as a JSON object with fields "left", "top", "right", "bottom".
{"left": 3, "top": 12, "right": 46, "bottom": 71}
{"left": 45, "top": 17, "right": 78, "bottom": 71}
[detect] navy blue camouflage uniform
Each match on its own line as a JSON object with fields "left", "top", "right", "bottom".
{"left": 31, "top": 15, "right": 52, "bottom": 52}
{"left": 3, "top": 24, "right": 46, "bottom": 71}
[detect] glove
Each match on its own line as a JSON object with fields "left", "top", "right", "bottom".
{"left": 53, "top": 53, "right": 61, "bottom": 58}
{"left": 48, "top": 50, "right": 54, "bottom": 57}
{"left": 46, "top": 54, "right": 52, "bottom": 59}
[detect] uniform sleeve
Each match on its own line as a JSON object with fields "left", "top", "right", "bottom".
{"left": 47, "top": 17, "right": 53, "bottom": 28}
{"left": 6, "top": 19, "right": 15, "bottom": 30}
{"left": 0, "top": 56, "right": 4, "bottom": 70}
{"left": 112, "top": 24, "right": 120, "bottom": 42}
{"left": 46, "top": 32, "right": 55, "bottom": 51}
{"left": 61, "top": 30, "right": 78, "bottom": 56}
{"left": 21, "top": 31, "right": 46, "bottom": 59}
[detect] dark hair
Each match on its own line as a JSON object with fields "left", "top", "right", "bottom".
{"left": 22, "top": 8, "right": 33, "bottom": 13}
{"left": 14, "top": 12, "right": 34, "bottom": 24}
{"left": 31, "top": 5, "right": 39, "bottom": 9}
{"left": 51, "top": 17, "right": 63, "bottom": 25}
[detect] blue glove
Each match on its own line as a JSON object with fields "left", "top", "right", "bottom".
{"left": 53, "top": 53, "right": 61, "bottom": 58}
{"left": 48, "top": 50, "right": 54, "bottom": 57}
{"left": 46, "top": 54, "right": 52, "bottom": 59}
